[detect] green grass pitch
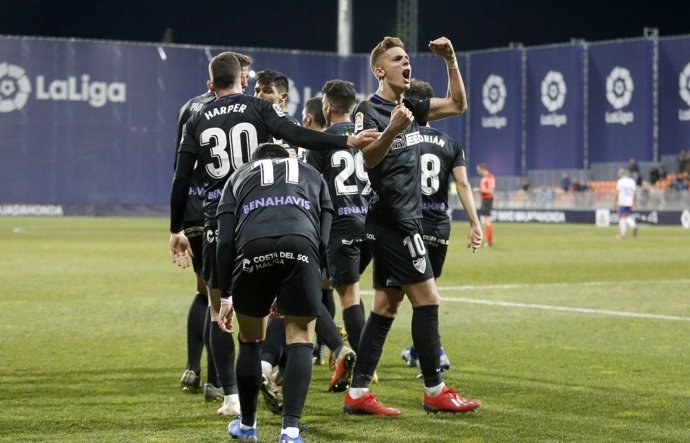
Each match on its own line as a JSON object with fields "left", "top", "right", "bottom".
{"left": 1, "top": 218, "right": 688, "bottom": 442}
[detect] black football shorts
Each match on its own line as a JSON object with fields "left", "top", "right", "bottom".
{"left": 366, "top": 219, "right": 434, "bottom": 289}
{"left": 184, "top": 222, "right": 204, "bottom": 275}
{"left": 327, "top": 237, "right": 372, "bottom": 287}
{"left": 422, "top": 220, "right": 450, "bottom": 279}
{"left": 232, "top": 235, "right": 321, "bottom": 318}
{"left": 480, "top": 198, "right": 493, "bottom": 216}
{"left": 202, "top": 224, "right": 219, "bottom": 289}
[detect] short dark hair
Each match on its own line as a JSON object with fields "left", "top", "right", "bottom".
{"left": 227, "top": 52, "right": 252, "bottom": 69}
{"left": 370, "top": 36, "right": 405, "bottom": 74}
{"left": 304, "top": 97, "right": 327, "bottom": 128}
{"left": 321, "top": 79, "right": 356, "bottom": 114}
{"left": 406, "top": 79, "right": 434, "bottom": 101}
{"left": 256, "top": 70, "right": 289, "bottom": 93}
{"left": 208, "top": 52, "right": 240, "bottom": 89}
{"left": 252, "top": 143, "right": 289, "bottom": 160}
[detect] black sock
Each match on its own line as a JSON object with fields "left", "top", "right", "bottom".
{"left": 351, "top": 312, "right": 393, "bottom": 388}
{"left": 281, "top": 343, "right": 313, "bottom": 429}
{"left": 261, "top": 318, "right": 285, "bottom": 367}
{"left": 342, "top": 305, "right": 365, "bottom": 353}
{"left": 315, "top": 303, "right": 344, "bottom": 352}
{"left": 236, "top": 340, "right": 262, "bottom": 427}
{"left": 203, "top": 307, "right": 219, "bottom": 385}
{"left": 412, "top": 305, "right": 442, "bottom": 387}
{"left": 322, "top": 289, "right": 335, "bottom": 318}
{"left": 210, "top": 321, "right": 238, "bottom": 395}
{"left": 186, "top": 292, "right": 207, "bottom": 374}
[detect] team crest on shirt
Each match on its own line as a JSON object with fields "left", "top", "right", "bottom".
{"left": 354, "top": 112, "right": 364, "bottom": 132}
{"left": 272, "top": 103, "right": 285, "bottom": 117}
{"left": 242, "top": 258, "right": 254, "bottom": 273}
{"left": 413, "top": 257, "right": 427, "bottom": 274}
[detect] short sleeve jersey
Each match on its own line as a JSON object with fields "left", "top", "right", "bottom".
{"left": 480, "top": 173, "right": 495, "bottom": 200}
{"left": 175, "top": 91, "right": 216, "bottom": 223}
{"left": 616, "top": 176, "right": 637, "bottom": 207}
{"left": 353, "top": 95, "right": 430, "bottom": 225}
{"left": 305, "top": 122, "right": 371, "bottom": 239}
{"left": 217, "top": 158, "right": 333, "bottom": 250}
{"left": 179, "top": 94, "right": 303, "bottom": 223}
{"left": 418, "top": 126, "right": 466, "bottom": 225}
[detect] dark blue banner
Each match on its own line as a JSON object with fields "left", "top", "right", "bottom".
{"left": 525, "top": 44, "right": 584, "bottom": 170}
{"left": 467, "top": 49, "right": 522, "bottom": 176}
{"left": 659, "top": 37, "right": 690, "bottom": 158}
{"left": 588, "top": 40, "right": 654, "bottom": 163}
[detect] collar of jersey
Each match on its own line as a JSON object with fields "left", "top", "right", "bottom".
{"left": 331, "top": 121, "right": 352, "bottom": 127}
{"left": 372, "top": 94, "right": 399, "bottom": 105}
{"left": 216, "top": 92, "right": 244, "bottom": 99}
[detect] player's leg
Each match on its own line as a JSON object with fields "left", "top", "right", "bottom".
{"left": 617, "top": 208, "right": 629, "bottom": 239}
{"left": 331, "top": 240, "right": 367, "bottom": 353}
{"left": 203, "top": 225, "right": 239, "bottom": 416}
{"left": 258, "top": 318, "right": 284, "bottom": 415}
{"left": 344, "top": 287, "right": 403, "bottom": 415}
{"left": 180, "top": 226, "right": 207, "bottom": 392}
{"left": 405, "top": 278, "right": 480, "bottom": 413}
{"left": 273, "top": 234, "right": 322, "bottom": 442}
{"left": 228, "top": 312, "right": 267, "bottom": 442}
{"left": 281, "top": 315, "right": 316, "bottom": 441}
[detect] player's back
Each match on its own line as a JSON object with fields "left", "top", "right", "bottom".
{"left": 180, "top": 94, "right": 292, "bottom": 221}
{"left": 306, "top": 122, "right": 370, "bottom": 237}
{"left": 418, "top": 126, "right": 465, "bottom": 225}
{"left": 227, "top": 158, "right": 331, "bottom": 249}
{"left": 176, "top": 91, "right": 216, "bottom": 222}
{"left": 617, "top": 176, "right": 636, "bottom": 206}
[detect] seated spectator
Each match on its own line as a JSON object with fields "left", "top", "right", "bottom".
{"left": 560, "top": 173, "right": 571, "bottom": 192}
{"left": 649, "top": 166, "right": 662, "bottom": 185}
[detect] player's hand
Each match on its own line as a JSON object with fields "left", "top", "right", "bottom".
{"left": 428, "top": 37, "right": 455, "bottom": 60}
{"left": 347, "top": 128, "right": 380, "bottom": 149}
{"left": 219, "top": 299, "right": 235, "bottom": 333}
{"left": 269, "top": 298, "right": 283, "bottom": 319}
{"left": 169, "top": 232, "right": 193, "bottom": 268}
{"left": 468, "top": 225, "right": 483, "bottom": 253}
{"left": 389, "top": 104, "right": 413, "bottom": 133}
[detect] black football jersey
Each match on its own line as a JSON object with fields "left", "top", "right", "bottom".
{"left": 305, "top": 122, "right": 371, "bottom": 239}
{"left": 217, "top": 158, "right": 333, "bottom": 249}
{"left": 418, "top": 126, "right": 466, "bottom": 225}
{"left": 272, "top": 113, "right": 305, "bottom": 159}
{"left": 175, "top": 91, "right": 215, "bottom": 223}
{"left": 353, "top": 95, "right": 430, "bottom": 226}
{"left": 178, "top": 93, "right": 345, "bottom": 224}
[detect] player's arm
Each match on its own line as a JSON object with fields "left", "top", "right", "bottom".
{"left": 452, "top": 165, "right": 483, "bottom": 251}
{"left": 271, "top": 119, "right": 378, "bottom": 151}
{"left": 169, "top": 151, "right": 196, "bottom": 268}
{"left": 361, "top": 104, "right": 413, "bottom": 168}
{"left": 216, "top": 187, "right": 237, "bottom": 334}
{"left": 426, "top": 37, "right": 468, "bottom": 122}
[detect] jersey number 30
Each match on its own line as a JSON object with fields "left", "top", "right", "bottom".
{"left": 201, "top": 123, "right": 259, "bottom": 179}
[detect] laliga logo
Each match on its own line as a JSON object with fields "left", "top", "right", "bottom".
{"left": 540, "top": 71, "right": 567, "bottom": 112}
{"left": 0, "top": 63, "right": 32, "bottom": 113}
{"left": 679, "top": 62, "right": 690, "bottom": 107}
{"left": 482, "top": 74, "right": 506, "bottom": 114}
{"left": 0, "top": 62, "right": 126, "bottom": 112}
{"left": 606, "top": 66, "right": 634, "bottom": 109}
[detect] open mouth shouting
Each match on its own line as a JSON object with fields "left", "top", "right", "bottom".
{"left": 402, "top": 68, "right": 412, "bottom": 84}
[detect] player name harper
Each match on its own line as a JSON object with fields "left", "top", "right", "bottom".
{"left": 243, "top": 195, "right": 311, "bottom": 214}
{"left": 204, "top": 103, "right": 247, "bottom": 120}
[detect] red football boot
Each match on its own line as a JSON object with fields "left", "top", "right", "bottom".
{"left": 343, "top": 391, "right": 401, "bottom": 416}
{"left": 422, "top": 386, "right": 481, "bottom": 413}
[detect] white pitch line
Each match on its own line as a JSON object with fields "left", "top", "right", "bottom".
{"left": 440, "top": 297, "right": 690, "bottom": 321}
{"left": 436, "top": 278, "right": 690, "bottom": 292}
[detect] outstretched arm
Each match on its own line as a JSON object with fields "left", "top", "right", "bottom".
{"left": 426, "top": 37, "right": 468, "bottom": 121}
{"left": 452, "top": 165, "right": 483, "bottom": 252}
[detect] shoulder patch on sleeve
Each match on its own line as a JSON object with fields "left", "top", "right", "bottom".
{"left": 272, "top": 103, "right": 285, "bottom": 117}
{"left": 354, "top": 112, "right": 364, "bottom": 132}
